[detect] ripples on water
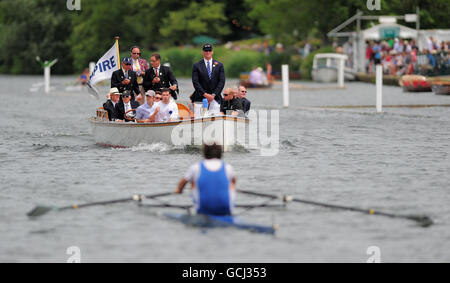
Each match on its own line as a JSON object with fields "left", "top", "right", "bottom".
{"left": 0, "top": 76, "right": 450, "bottom": 262}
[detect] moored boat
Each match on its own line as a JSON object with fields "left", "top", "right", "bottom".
{"left": 239, "top": 80, "right": 272, "bottom": 89}
{"left": 399, "top": 75, "right": 432, "bottom": 92}
{"left": 311, "top": 53, "right": 355, "bottom": 83}
{"left": 431, "top": 81, "right": 450, "bottom": 95}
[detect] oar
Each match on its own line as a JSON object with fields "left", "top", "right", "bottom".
{"left": 138, "top": 203, "right": 285, "bottom": 210}
{"left": 27, "top": 192, "right": 174, "bottom": 217}
{"left": 238, "top": 189, "right": 433, "bottom": 227}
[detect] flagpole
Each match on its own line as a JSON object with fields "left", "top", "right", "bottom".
{"left": 115, "top": 36, "right": 121, "bottom": 70}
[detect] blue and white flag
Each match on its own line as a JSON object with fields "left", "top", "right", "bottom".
{"left": 87, "top": 41, "right": 119, "bottom": 99}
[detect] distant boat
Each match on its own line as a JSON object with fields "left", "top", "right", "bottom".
{"left": 399, "top": 75, "right": 432, "bottom": 92}
{"left": 311, "top": 53, "right": 355, "bottom": 83}
{"left": 431, "top": 81, "right": 450, "bottom": 95}
{"left": 239, "top": 80, "right": 272, "bottom": 89}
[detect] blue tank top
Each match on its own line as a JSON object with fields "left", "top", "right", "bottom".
{"left": 196, "top": 161, "right": 231, "bottom": 215}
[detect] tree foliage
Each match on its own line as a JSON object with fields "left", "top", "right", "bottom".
{"left": 159, "top": 1, "right": 230, "bottom": 46}
{"left": 245, "top": 0, "right": 450, "bottom": 44}
{"left": 0, "top": 0, "right": 448, "bottom": 74}
{"left": 0, "top": 0, "right": 73, "bottom": 74}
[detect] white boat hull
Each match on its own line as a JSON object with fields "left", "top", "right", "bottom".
{"left": 88, "top": 116, "right": 249, "bottom": 151}
{"left": 312, "top": 67, "right": 355, "bottom": 83}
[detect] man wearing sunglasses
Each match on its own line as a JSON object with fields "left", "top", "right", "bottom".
{"left": 237, "top": 85, "right": 251, "bottom": 114}
{"left": 220, "top": 88, "right": 243, "bottom": 117}
{"left": 111, "top": 57, "right": 141, "bottom": 102}
{"left": 192, "top": 43, "right": 225, "bottom": 117}
{"left": 114, "top": 90, "right": 140, "bottom": 122}
{"left": 130, "top": 46, "right": 149, "bottom": 97}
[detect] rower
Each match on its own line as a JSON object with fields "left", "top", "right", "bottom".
{"left": 175, "top": 143, "right": 236, "bottom": 216}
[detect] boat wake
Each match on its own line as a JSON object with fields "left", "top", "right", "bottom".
{"left": 112, "top": 142, "right": 178, "bottom": 153}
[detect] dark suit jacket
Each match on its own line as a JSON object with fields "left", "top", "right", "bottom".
{"left": 142, "top": 65, "right": 179, "bottom": 99}
{"left": 111, "top": 69, "right": 140, "bottom": 100}
{"left": 220, "top": 98, "right": 243, "bottom": 115}
{"left": 103, "top": 100, "right": 118, "bottom": 121}
{"left": 192, "top": 59, "right": 225, "bottom": 104}
{"left": 114, "top": 100, "right": 140, "bottom": 121}
{"left": 240, "top": 97, "right": 251, "bottom": 113}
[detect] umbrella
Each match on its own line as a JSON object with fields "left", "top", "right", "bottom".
{"left": 192, "top": 35, "right": 218, "bottom": 45}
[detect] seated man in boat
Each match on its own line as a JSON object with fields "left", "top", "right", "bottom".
{"left": 248, "top": 66, "right": 268, "bottom": 87}
{"left": 114, "top": 90, "right": 140, "bottom": 122}
{"left": 154, "top": 88, "right": 179, "bottom": 122}
{"left": 220, "top": 88, "right": 243, "bottom": 117}
{"left": 237, "top": 86, "right": 251, "bottom": 114}
{"left": 175, "top": 143, "right": 236, "bottom": 216}
{"left": 103, "top": 87, "right": 120, "bottom": 121}
{"left": 78, "top": 68, "right": 89, "bottom": 85}
{"left": 136, "top": 90, "right": 158, "bottom": 123}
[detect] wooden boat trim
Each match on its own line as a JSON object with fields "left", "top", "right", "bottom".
{"left": 89, "top": 115, "right": 249, "bottom": 128}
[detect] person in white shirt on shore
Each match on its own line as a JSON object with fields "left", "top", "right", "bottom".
{"left": 154, "top": 88, "right": 179, "bottom": 122}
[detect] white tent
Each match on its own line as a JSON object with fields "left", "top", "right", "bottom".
{"left": 362, "top": 23, "right": 418, "bottom": 40}
{"left": 417, "top": 30, "right": 450, "bottom": 51}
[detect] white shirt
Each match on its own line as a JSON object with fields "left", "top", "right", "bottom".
{"left": 132, "top": 59, "right": 141, "bottom": 71}
{"left": 204, "top": 58, "right": 213, "bottom": 71}
{"left": 124, "top": 102, "right": 131, "bottom": 112}
{"left": 154, "top": 65, "right": 160, "bottom": 76}
{"left": 154, "top": 101, "right": 179, "bottom": 122}
{"left": 249, "top": 69, "right": 264, "bottom": 85}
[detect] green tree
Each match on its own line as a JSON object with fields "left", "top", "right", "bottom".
{"left": 246, "top": 0, "right": 450, "bottom": 45}
{"left": 245, "top": 0, "right": 365, "bottom": 45}
{"left": 159, "top": 1, "right": 230, "bottom": 46}
{"left": 68, "top": 0, "right": 138, "bottom": 72}
{"left": 0, "top": 0, "right": 73, "bottom": 74}
{"left": 383, "top": 0, "right": 450, "bottom": 29}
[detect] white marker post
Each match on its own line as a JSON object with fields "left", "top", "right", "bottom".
{"left": 376, "top": 64, "right": 383, "bottom": 113}
{"left": 89, "top": 62, "right": 96, "bottom": 77}
{"left": 338, "top": 57, "right": 345, "bottom": 88}
{"left": 42, "top": 59, "right": 58, "bottom": 94}
{"left": 44, "top": 66, "right": 51, "bottom": 93}
{"left": 282, "top": 64, "right": 289, "bottom": 108}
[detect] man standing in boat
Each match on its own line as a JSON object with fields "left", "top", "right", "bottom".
{"left": 143, "top": 53, "right": 179, "bottom": 100}
{"left": 111, "top": 57, "right": 141, "bottom": 102}
{"left": 130, "top": 46, "right": 149, "bottom": 98}
{"left": 175, "top": 143, "right": 236, "bottom": 216}
{"left": 192, "top": 44, "right": 225, "bottom": 117}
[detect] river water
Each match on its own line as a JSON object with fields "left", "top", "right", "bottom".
{"left": 1, "top": 75, "right": 449, "bottom": 262}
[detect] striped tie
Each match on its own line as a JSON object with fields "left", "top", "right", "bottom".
{"left": 207, "top": 61, "right": 211, "bottom": 79}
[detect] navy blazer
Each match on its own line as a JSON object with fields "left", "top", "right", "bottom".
{"left": 241, "top": 97, "right": 251, "bottom": 113}
{"left": 103, "top": 100, "right": 118, "bottom": 121}
{"left": 142, "top": 65, "right": 178, "bottom": 99}
{"left": 191, "top": 59, "right": 225, "bottom": 104}
{"left": 114, "top": 100, "right": 140, "bottom": 121}
{"left": 110, "top": 69, "right": 140, "bottom": 100}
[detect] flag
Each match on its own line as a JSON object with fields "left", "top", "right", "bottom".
{"left": 87, "top": 41, "right": 120, "bottom": 99}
